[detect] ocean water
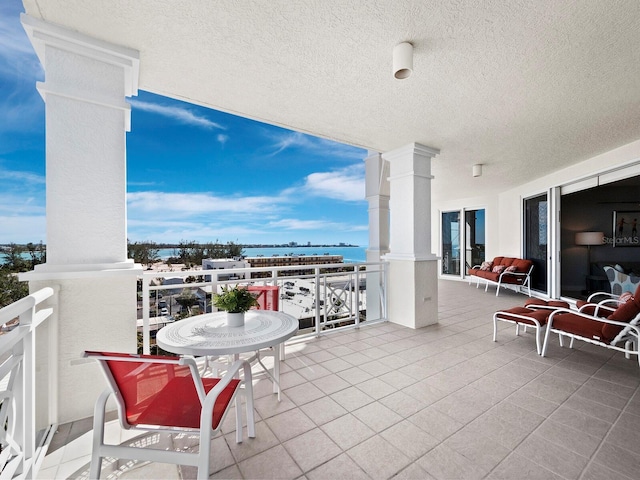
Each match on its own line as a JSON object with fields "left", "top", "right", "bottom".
{"left": 157, "top": 246, "right": 367, "bottom": 263}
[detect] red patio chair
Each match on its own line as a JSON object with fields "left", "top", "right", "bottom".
{"left": 84, "top": 351, "right": 255, "bottom": 479}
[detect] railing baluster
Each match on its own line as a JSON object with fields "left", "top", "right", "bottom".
{"left": 0, "top": 286, "right": 55, "bottom": 479}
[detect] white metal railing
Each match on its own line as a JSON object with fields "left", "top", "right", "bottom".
{"left": 139, "top": 261, "right": 388, "bottom": 354}
{"left": 0, "top": 287, "right": 55, "bottom": 480}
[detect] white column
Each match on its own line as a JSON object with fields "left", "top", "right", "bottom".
{"left": 383, "top": 143, "right": 440, "bottom": 329}
{"left": 364, "top": 151, "right": 390, "bottom": 321}
{"left": 20, "top": 15, "right": 142, "bottom": 425}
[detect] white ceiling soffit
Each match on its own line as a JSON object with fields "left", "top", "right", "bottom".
{"left": 22, "top": 0, "right": 640, "bottom": 201}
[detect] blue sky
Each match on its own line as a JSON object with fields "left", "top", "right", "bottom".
{"left": 0, "top": 1, "right": 368, "bottom": 246}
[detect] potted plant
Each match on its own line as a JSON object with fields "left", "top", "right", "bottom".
{"left": 212, "top": 285, "right": 259, "bottom": 327}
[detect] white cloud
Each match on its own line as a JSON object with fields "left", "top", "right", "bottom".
{"left": 267, "top": 218, "right": 366, "bottom": 232}
{"left": 263, "top": 130, "right": 365, "bottom": 160}
{"left": 127, "top": 191, "right": 286, "bottom": 218}
{"left": 288, "top": 164, "right": 365, "bottom": 202}
{"left": 217, "top": 133, "right": 229, "bottom": 145}
{"left": 0, "top": 167, "right": 45, "bottom": 185}
{"left": 129, "top": 100, "right": 226, "bottom": 130}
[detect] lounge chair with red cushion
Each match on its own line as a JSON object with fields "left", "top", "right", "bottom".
{"left": 541, "top": 284, "right": 640, "bottom": 365}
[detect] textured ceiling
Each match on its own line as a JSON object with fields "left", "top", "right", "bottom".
{"left": 22, "top": 0, "right": 640, "bottom": 200}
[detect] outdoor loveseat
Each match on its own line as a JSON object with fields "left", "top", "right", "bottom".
{"left": 468, "top": 256, "right": 534, "bottom": 297}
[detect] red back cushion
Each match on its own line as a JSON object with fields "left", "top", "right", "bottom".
{"left": 511, "top": 258, "right": 533, "bottom": 272}
{"left": 603, "top": 300, "right": 640, "bottom": 341}
{"left": 499, "top": 257, "right": 516, "bottom": 267}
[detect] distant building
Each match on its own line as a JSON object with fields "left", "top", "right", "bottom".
{"left": 246, "top": 254, "right": 344, "bottom": 278}
{"left": 202, "top": 258, "right": 250, "bottom": 280}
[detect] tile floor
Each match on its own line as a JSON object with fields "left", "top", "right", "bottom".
{"left": 38, "top": 280, "right": 640, "bottom": 479}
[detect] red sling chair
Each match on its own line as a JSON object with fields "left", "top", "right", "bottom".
{"left": 84, "top": 351, "right": 255, "bottom": 479}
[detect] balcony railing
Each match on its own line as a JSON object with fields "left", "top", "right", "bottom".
{"left": 0, "top": 287, "right": 56, "bottom": 480}
{"left": 139, "top": 261, "right": 388, "bottom": 354}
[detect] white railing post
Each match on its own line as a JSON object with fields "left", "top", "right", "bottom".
{"left": 354, "top": 265, "right": 360, "bottom": 327}
{"left": 142, "top": 278, "right": 150, "bottom": 354}
{"left": 21, "top": 304, "right": 35, "bottom": 477}
{"left": 314, "top": 267, "right": 322, "bottom": 336}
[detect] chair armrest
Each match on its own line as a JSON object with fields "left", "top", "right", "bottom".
{"left": 200, "top": 359, "right": 252, "bottom": 420}
{"left": 586, "top": 291, "right": 620, "bottom": 303}
{"left": 577, "top": 302, "right": 616, "bottom": 317}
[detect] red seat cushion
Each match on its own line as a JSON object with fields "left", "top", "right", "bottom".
{"left": 551, "top": 312, "right": 606, "bottom": 342}
{"left": 524, "top": 299, "right": 569, "bottom": 309}
{"left": 496, "top": 307, "right": 550, "bottom": 326}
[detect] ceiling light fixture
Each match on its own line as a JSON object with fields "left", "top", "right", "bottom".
{"left": 472, "top": 164, "right": 483, "bottom": 177}
{"left": 393, "top": 42, "right": 413, "bottom": 79}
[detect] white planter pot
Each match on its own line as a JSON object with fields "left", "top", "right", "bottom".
{"left": 226, "top": 312, "right": 245, "bottom": 327}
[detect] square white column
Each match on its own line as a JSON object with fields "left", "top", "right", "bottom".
{"left": 21, "top": 15, "right": 143, "bottom": 424}
{"left": 383, "top": 143, "right": 440, "bottom": 328}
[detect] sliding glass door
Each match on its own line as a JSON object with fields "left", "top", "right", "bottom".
{"left": 442, "top": 208, "right": 485, "bottom": 277}
{"left": 442, "top": 211, "right": 461, "bottom": 275}
{"left": 465, "top": 209, "right": 485, "bottom": 270}
{"left": 524, "top": 194, "right": 548, "bottom": 293}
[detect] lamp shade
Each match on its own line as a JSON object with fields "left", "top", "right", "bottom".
{"left": 575, "top": 231, "right": 604, "bottom": 246}
{"left": 393, "top": 42, "right": 413, "bottom": 79}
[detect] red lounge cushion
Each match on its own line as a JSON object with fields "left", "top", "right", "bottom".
{"left": 603, "top": 300, "right": 640, "bottom": 342}
{"left": 552, "top": 312, "right": 605, "bottom": 341}
{"left": 492, "top": 256, "right": 504, "bottom": 265}
{"left": 496, "top": 307, "right": 550, "bottom": 326}
{"left": 524, "top": 299, "right": 569, "bottom": 309}
{"left": 524, "top": 298, "right": 547, "bottom": 307}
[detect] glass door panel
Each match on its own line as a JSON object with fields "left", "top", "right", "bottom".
{"left": 524, "top": 194, "right": 548, "bottom": 293}
{"left": 465, "top": 209, "right": 485, "bottom": 272}
{"left": 442, "top": 211, "right": 461, "bottom": 275}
